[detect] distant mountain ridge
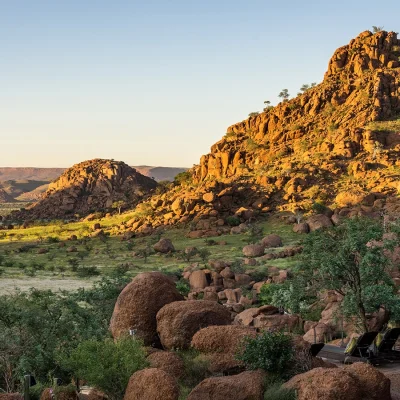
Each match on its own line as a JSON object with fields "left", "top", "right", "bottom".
{"left": 0, "top": 166, "right": 187, "bottom": 183}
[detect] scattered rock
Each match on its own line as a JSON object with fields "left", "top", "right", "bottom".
{"left": 306, "top": 214, "right": 333, "bottom": 231}
{"left": 153, "top": 238, "right": 175, "bottom": 253}
{"left": 242, "top": 244, "right": 265, "bottom": 258}
{"left": 261, "top": 234, "right": 282, "bottom": 248}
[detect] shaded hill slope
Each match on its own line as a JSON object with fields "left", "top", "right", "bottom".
{"left": 0, "top": 189, "right": 16, "bottom": 203}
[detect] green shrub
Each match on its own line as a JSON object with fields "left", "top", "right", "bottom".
{"left": 226, "top": 216, "right": 240, "bottom": 227}
{"left": 264, "top": 383, "right": 297, "bottom": 400}
{"left": 248, "top": 267, "right": 267, "bottom": 282}
{"left": 311, "top": 201, "right": 328, "bottom": 214}
{"left": 76, "top": 266, "right": 100, "bottom": 278}
{"left": 198, "top": 248, "right": 211, "bottom": 262}
{"left": 53, "top": 385, "right": 78, "bottom": 400}
{"left": 176, "top": 279, "right": 190, "bottom": 297}
{"left": 236, "top": 331, "right": 294, "bottom": 375}
{"left": 29, "top": 383, "right": 47, "bottom": 400}
{"left": 245, "top": 224, "right": 263, "bottom": 244}
{"left": 230, "top": 259, "right": 245, "bottom": 274}
{"left": 177, "top": 349, "right": 210, "bottom": 389}
{"left": 174, "top": 171, "right": 192, "bottom": 186}
{"left": 46, "top": 236, "right": 59, "bottom": 243}
{"left": 62, "top": 337, "right": 148, "bottom": 400}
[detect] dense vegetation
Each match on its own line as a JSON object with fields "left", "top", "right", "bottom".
{"left": 0, "top": 272, "right": 130, "bottom": 392}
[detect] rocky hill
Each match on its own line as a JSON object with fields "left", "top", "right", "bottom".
{"left": 12, "top": 159, "right": 158, "bottom": 219}
{"left": 119, "top": 30, "right": 400, "bottom": 235}
{"left": 0, "top": 166, "right": 187, "bottom": 202}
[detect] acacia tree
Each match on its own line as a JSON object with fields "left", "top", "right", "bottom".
{"left": 112, "top": 200, "right": 125, "bottom": 215}
{"left": 278, "top": 89, "right": 290, "bottom": 102}
{"left": 372, "top": 26, "right": 384, "bottom": 33}
{"left": 300, "top": 217, "right": 400, "bottom": 332}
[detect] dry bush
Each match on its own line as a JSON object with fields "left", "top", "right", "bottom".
{"left": 335, "top": 191, "right": 364, "bottom": 207}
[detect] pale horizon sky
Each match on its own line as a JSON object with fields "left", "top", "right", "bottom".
{"left": 1, "top": 0, "right": 399, "bottom": 168}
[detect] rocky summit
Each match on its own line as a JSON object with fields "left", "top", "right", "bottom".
{"left": 12, "top": 159, "right": 157, "bottom": 219}
{"left": 120, "top": 30, "right": 400, "bottom": 235}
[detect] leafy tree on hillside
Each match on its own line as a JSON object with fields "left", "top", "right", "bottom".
{"left": 372, "top": 26, "right": 384, "bottom": 33}
{"left": 278, "top": 89, "right": 290, "bottom": 102}
{"left": 174, "top": 171, "right": 192, "bottom": 186}
{"left": 112, "top": 200, "right": 126, "bottom": 215}
{"left": 299, "top": 217, "right": 400, "bottom": 332}
{"left": 248, "top": 112, "right": 259, "bottom": 117}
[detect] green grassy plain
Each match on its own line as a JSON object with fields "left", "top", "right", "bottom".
{"left": 0, "top": 214, "right": 302, "bottom": 294}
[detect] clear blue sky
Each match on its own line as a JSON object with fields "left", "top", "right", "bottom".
{"left": 1, "top": 0, "right": 398, "bottom": 168}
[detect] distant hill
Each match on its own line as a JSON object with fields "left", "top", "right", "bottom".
{"left": 0, "top": 166, "right": 188, "bottom": 203}
{"left": 0, "top": 166, "right": 187, "bottom": 183}
{"left": 133, "top": 166, "right": 188, "bottom": 181}
{"left": 0, "top": 180, "right": 49, "bottom": 200}
{"left": 0, "top": 189, "right": 16, "bottom": 203}
{"left": 12, "top": 159, "right": 158, "bottom": 219}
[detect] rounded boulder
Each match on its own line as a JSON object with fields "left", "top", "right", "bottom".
{"left": 242, "top": 244, "right": 264, "bottom": 258}
{"left": 306, "top": 214, "right": 333, "bottom": 231}
{"left": 153, "top": 238, "right": 175, "bottom": 253}
{"left": 123, "top": 368, "right": 179, "bottom": 400}
{"left": 156, "top": 300, "right": 232, "bottom": 349}
{"left": 191, "top": 325, "right": 257, "bottom": 354}
{"left": 110, "top": 272, "right": 184, "bottom": 345}
{"left": 187, "top": 370, "right": 265, "bottom": 400}
{"left": 284, "top": 364, "right": 390, "bottom": 400}
{"left": 147, "top": 351, "right": 185, "bottom": 379}
{"left": 260, "top": 234, "right": 282, "bottom": 248}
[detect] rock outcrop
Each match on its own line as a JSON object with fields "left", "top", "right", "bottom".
{"left": 116, "top": 30, "right": 400, "bottom": 235}
{"left": 12, "top": 159, "right": 157, "bottom": 219}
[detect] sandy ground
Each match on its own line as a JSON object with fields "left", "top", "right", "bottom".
{"left": 0, "top": 277, "right": 95, "bottom": 294}
{"left": 379, "top": 365, "right": 400, "bottom": 400}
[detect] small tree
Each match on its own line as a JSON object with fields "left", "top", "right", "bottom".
{"left": 112, "top": 200, "right": 125, "bottom": 215}
{"left": 300, "top": 217, "right": 400, "bottom": 332}
{"left": 62, "top": 337, "right": 148, "bottom": 400}
{"left": 248, "top": 112, "right": 259, "bottom": 117}
{"left": 372, "top": 26, "right": 384, "bottom": 33}
{"left": 372, "top": 141, "right": 384, "bottom": 159}
{"left": 198, "top": 248, "right": 211, "bottom": 263}
{"left": 236, "top": 331, "right": 294, "bottom": 376}
{"left": 278, "top": 89, "right": 290, "bottom": 102}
